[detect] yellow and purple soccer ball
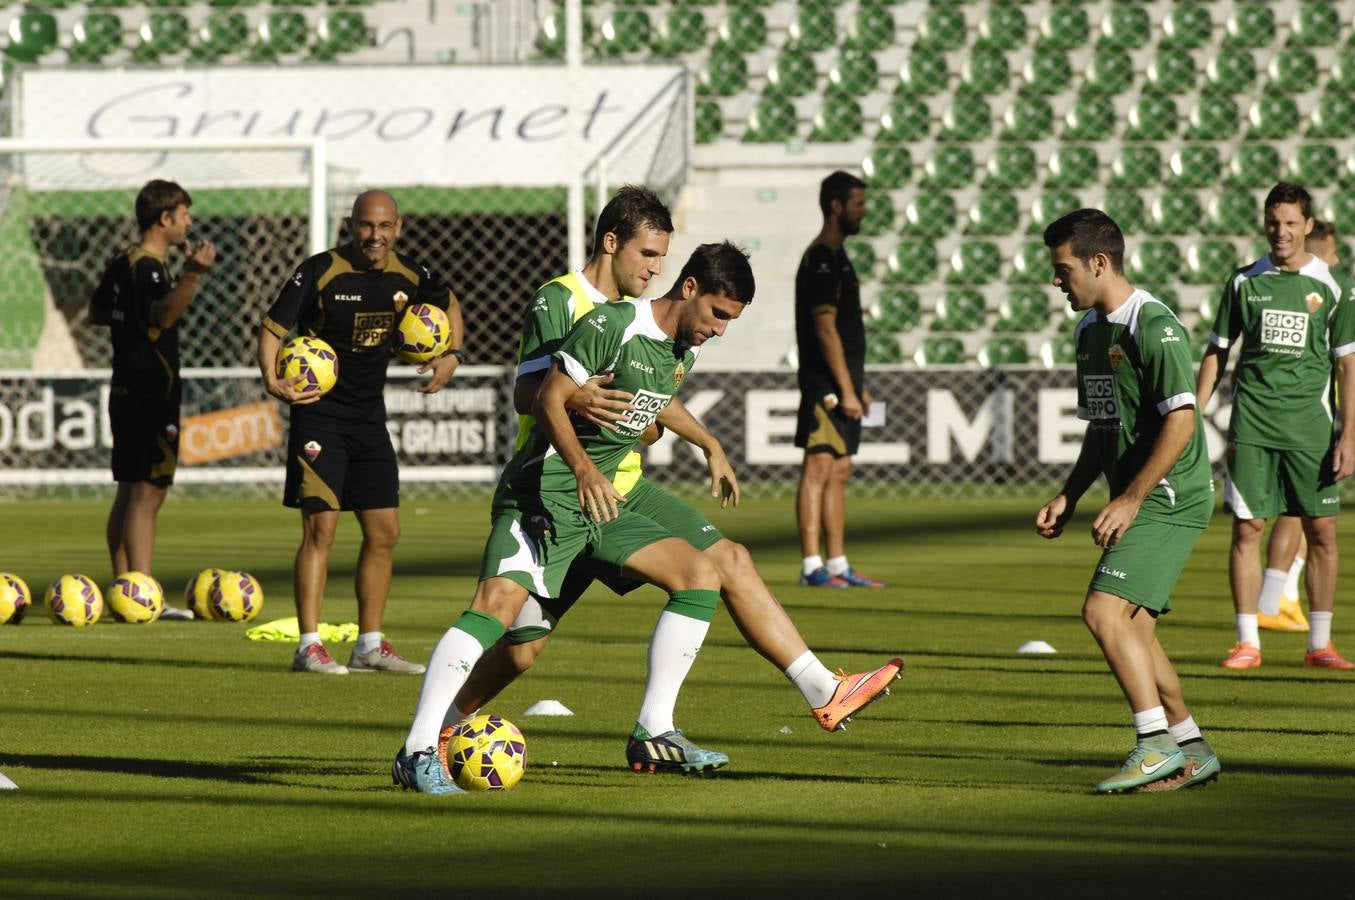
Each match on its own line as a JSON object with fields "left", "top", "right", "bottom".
{"left": 46, "top": 574, "right": 104, "bottom": 627}
{"left": 443, "top": 714, "right": 527, "bottom": 792}
{"left": 184, "top": 568, "right": 226, "bottom": 620}
{"left": 395, "top": 303, "right": 451, "bottom": 364}
{"left": 0, "top": 573, "right": 31, "bottom": 625}
{"left": 106, "top": 571, "right": 164, "bottom": 624}
{"left": 277, "top": 336, "right": 339, "bottom": 397}
{"left": 210, "top": 570, "right": 263, "bottom": 623}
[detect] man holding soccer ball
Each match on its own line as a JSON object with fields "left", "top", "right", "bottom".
{"left": 257, "top": 190, "right": 464, "bottom": 675}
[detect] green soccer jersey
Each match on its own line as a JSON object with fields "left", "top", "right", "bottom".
{"left": 1075, "top": 289, "right": 1213, "bottom": 528}
{"left": 501, "top": 297, "right": 697, "bottom": 501}
{"left": 1210, "top": 255, "right": 1355, "bottom": 449}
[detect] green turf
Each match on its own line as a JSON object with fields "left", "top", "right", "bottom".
{"left": 1, "top": 495, "right": 1353, "bottom": 897}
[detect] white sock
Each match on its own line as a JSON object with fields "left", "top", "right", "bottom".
{"left": 441, "top": 703, "right": 474, "bottom": 729}
{"left": 404, "top": 627, "right": 487, "bottom": 755}
{"left": 1132, "top": 705, "right": 1169, "bottom": 737}
{"left": 355, "top": 631, "right": 382, "bottom": 655}
{"left": 1309, "top": 610, "right": 1334, "bottom": 652}
{"left": 1236, "top": 614, "right": 1260, "bottom": 649}
{"left": 635, "top": 611, "right": 710, "bottom": 737}
{"left": 1257, "top": 568, "right": 1287, "bottom": 617}
{"left": 825, "top": 555, "right": 849, "bottom": 576}
{"left": 802, "top": 555, "right": 824, "bottom": 577}
{"left": 1285, "top": 556, "right": 1306, "bottom": 600}
{"left": 1169, "top": 715, "right": 1202, "bottom": 745}
{"left": 784, "top": 649, "right": 838, "bottom": 708}
{"left": 298, "top": 632, "right": 321, "bottom": 652}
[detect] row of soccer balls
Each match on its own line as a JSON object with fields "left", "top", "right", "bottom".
{"left": 278, "top": 302, "right": 453, "bottom": 397}
{"left": 0, "top": 569, "right": 264, "bottom": 627}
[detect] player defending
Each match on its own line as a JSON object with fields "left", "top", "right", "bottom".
{"left": 258, "top": 190, "right": 463, "bottom": 674}
{"left": 89, "top": 179, "right": 216, "bottom": 619}
{"left": 1036, "top": 210, "right": 1220, "bottom": 793}
{"left": 794, "top": 171, "right": 883, "bottom": 588}
{"left": 1197, "top": 185, "right": 1355, "bottom": 670}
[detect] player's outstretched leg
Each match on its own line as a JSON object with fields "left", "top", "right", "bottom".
{"left": 812, "top": 657, "right": 906, "bottom": 732}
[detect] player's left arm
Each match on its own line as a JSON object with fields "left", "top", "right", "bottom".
{"left": 658, "top": 397, "right": 738, "bottom": 508}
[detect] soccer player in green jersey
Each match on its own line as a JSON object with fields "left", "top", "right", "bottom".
{"left": 1037, "top": 210, "right": 1220, "bottom": 793}
{"left": 1197, "top": 185, "right": 1355, "bottom": 670}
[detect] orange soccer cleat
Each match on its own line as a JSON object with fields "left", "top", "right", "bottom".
{"left": 813, "top": 658, "right": 905, "bottom": 732}
{"left": 1303, "top": 643, "right": 1355, "bottom": 669}
{"left": 1220, "top": 642, "right": 1261, "bottom": 669}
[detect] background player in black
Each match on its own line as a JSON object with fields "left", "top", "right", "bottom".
{"left": 89, "top": 179, "right": 216, "bottom": 618}
{"left": 793, "top": 171, "right": 884, "bottom": 589}
{"left": 258, "top": 190, "right": 463, "bottom": 674}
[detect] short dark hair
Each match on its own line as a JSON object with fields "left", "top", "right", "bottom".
{"left": 1308, "top": 219, "right": 1336, "bottom": 243}
{"left": 819, "top": 170, "right": 867, "bottom": 218}
{"left": 1042, "top": 208, "right": 1125, "bottom": 274}
{"left": 135, "top": 179, "right": 192, "bottom": 232}
{"left": 591, "top": 184, "right": 673, "bottom": 257}
{"left": 674, "top": 241, "right": 755, "bottom": 304}
{"left": 1264, "top": 182, "right": 1313, "bottom": 220}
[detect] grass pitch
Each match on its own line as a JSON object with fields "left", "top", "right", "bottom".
{"left": 2, "top": 494, "right": 1354, "bottom": 898}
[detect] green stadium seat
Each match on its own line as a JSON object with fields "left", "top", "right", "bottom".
{"left": 6, "top": 11, "right": 58, "bottom": 61}
{"left": 697, "top": 44, "right": 748, "bottom": 96}
{"left": 939, "top": 94, "right": 990, "bottom": 142}
{"left": 1227, "top": 143, "right": 1280, "bottom": 187}
{"left": 965, "top": 191, "right": 1019, "bottom": 236}
{"left": 901, "top": 192, "right": 957, "bottom": 236}
{"left": 1290, "top": 3, "right": 1340, "bottom": 47}
{"left": 898, "top": 46, "right": 949, "bottom": 95}
{"left": 933, "top": 288, "right": 988, "bottom": 330}
{"left": 848, "top": 197, "right": 892, "bottom": 239}
{"left": 136, "top": 11, "right": 190, "bottom": 58}
{"left": 845, "top": 1, "right": 893, "bottom": 52}
{"left": 788, "top": 1, "right": 835, "bottom": 52}
{"left": 1327, "top": 194, "right": 1355, "bottom": 235}
{"left": 766, "top": 47, "right": 817, "bottom": 97}
{"left": 979, "top": 5, "right": 1025, "bottom": 50}
{"left": 695, "top": 99, "right": 723, "bottom": 144}
{"left": 872, "top": 287, "right": 921, "bottom": 331}
{"left": 1046, "top": 146, "right": 1097, "bottom": 188}
{"left": 1167, "top": 145, "right": 1222, "bottom": 188}
{"left": 1062, "top": 95, "right": 1115, "bottom": 142}
{"left": 985, "top": 145, "right": 1037, "bottom": 189}
{"left": 1184, "top": 240, "right": 1239, "bottom": 285}
{"left": 1038, "top": 6, "right": 1088, "bottom": 50}
{"left": 1148, "top": 286, "right": 1182, "bottom": 315}
{"left": 1205, "top": 49, "right": 1256, "bottom": 94}
{"left": 145, "top": 0, "right": 193, "bottom": 8}
{"left": 208, "top": 0, "right": 262, "bottom": 7}
{"left": 808, "top": 94, "right": 864, "bottom": 142}
{"left": 921, "top": 145, "right": 975, "bottom": 189}
{"left": 1125, "top": 96, "right": 1178, "bottom": 141}
{"left": 978, "top": 336, "right": 1030, "bottom": 367}
{"left": 995, "top": 289, "right": 1050, "bottom": 332}
{"left": 652, "top": 8, "right": 705, "bottom": 57}
{"left": 961, "top": 45, "right": 1009, "bottom": 95}
{"left": 1146, "top": 49, "right": 1196, "bottom": 95}
{"left": 1204, "top": 189, "right": 1258, "bottom": 236}
{"left": 1009, "top": 241, "right": 1052, "bottom": 284}
{"left": 742, "top": 94, "right": 797, "bottom": 143}
{"left": 192, "top": 10, "right": 247, "bottom": 59}
{"left": 597, "top": 9, "right": 649, "bottom": 56}
{"left": 1148, "top": 193, "right": 1202, "bottom": 235}
{"left": 1030, "top": 192, "right": 1081, "bottom": 232}
{"left": 1083, "top": 48, "right": 1133, "bottom": 95}
{"left": 1099, "top": 4, "right": 1149, "bottom": 48}
{"left": 914, "top": 336, "right": 966, "bottom": 365}
{"left": 252, "top": 11, "right": 306, "bottom": 57}
{"left": 1000, "top": 96, "right": 1052, "bottom": 141}
{"left": 947, "top": 243, "right": 1002, "bottom": 285}
{"left": 827, "top": 48, "right": 879, "bottom": 96}
{"left": 1056, "top": 305, "right": 1083, "bottom": 333}
{"left": 877, "top": 96, "right": 930, "bottom": 142}
{"left": 1103, "top": 189, "right": 1146, "bottom": 234}
{"left": 1248, "top": 96, "right": 1300, "bottom": 139}
{"left": 1110, "top": 146, "right": 1161, "bottom": 188}
{"left": 313, "top": 10, "right": 368, "bottom": 57}
{"left": 534, "top": 10, "right": 592, "bottom": 59}
{"left": 1128, "top": 241, "right": 1183, "bottom": 283}
{"left": 1040, "top": 335, "right": 1077, "bottom": 366}
{"left": 865, "top": 331, "right": 904, "bottom": 364}
{"left": 917, "top": 5, "right": 965, "bottom": 50}
{"left": 1267, "top": 49, "right": 1318, "bottom": 93}
{"left": 1185, "top": 95, "right": 1239, "bottom": 141}
{"left": 1309, "top": 93, "right": 1355, "bottom": 139}
{"left": 1020, "top": 51, "right": 1072, "bottom": 95}
{"left": 1329, "top": 49, "right": 1355, "bottom": 92}
{"left": 862, "top": 145, "right": 911, "bottom": 189}
{"left": 885, "top": 241, "right": 938, "bottom": 285}
{"left": 70, "top": 12, "right": 123, "bottom": 62}
{"left": 717, "top": 5, "right": 764, "bottom": 52}
{"left": 1226, "top": 3, "right": 1274, "bottom": 48}
{"left": 844, "top": 241, "right": 876, "bottom": 281}
{"left": 1289, "top": 144, "right": 1340, "bottom": 187}
{"left": 1161, "top": 2, "right": 1212, "bottom": 48}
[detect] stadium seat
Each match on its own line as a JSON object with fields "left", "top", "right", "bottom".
{"left": 933, "top": 289, "right": 987, "bottom": 330}
{"left": 939, "top": 94, "right": 990, "bottom": 142}
{"left": 978, "top": 336, "right": 1030, "bottom": 367}
{"left": 6, "top": 11, "right": 58, "bottom": 61}
{"left": 846, "top": 1, "right": 893, "bottom": 52}
{"left": 862, "top": 145, "right": 912, "bottom": 189}
{"left": 1046, "top": 146, "right": 1097, "bottom": 189}
{"left": 695, "top": 99, "right": 723, "bottom": 144}
{"left": 984, "top": 145, "right": 1037, "bottom": 189}
{"left": 1248, "top": 97, "right": 1300, "bottom": 139}
{"left": 208, "top": 0, "right": 262, "bottom": 7}
{"left": 1083, "top": 48, "right": 1133, "bottom": 95}
{"left": 901, "top": 192, "right": 957, "bottom": 236}
{"left": 652, "top": 8, "right": 705, "bottom": 57}
{"left": 1128, "top": 241, "right": 1183, "bottom": 283}
{"left": 857, "top": 196, "right": 895, "bottom": 236}
{"left": 788, "top": 1, "right": 835, "bottom": 52}
{"left": 828, "top": 48, "right": 879, "bottom": 97}
{"left": 845, "top": 241, "right": 876, "bottom": 281}
{"left": 1329, "top": 49, "right": 1355, "bottom": 92}
{"left": 1148, "top": 192, "right": 1202, "bottom": 235}
{"left": 979, "top": 4, "right": 1025, "bottom": 50}
{"left": 766, "top": 47, "right": 817, "bottom": 97}
{"left": 898, "top": 46, "right": 949, "bottom": 95}
{"left": 70, "top": 13, "right": 123, "bottom": 62}
{"left": 1225, "top": 3, "right": 1274, "bottom": 48}
{"left": 192, "top": 10, "right": 247, "bottom": 59}
{"left": 1145, "top": 49, "right": 1196, "bottom": 95}
{"left": 597, "top": 9, "right": 649, "bottom": 56}
{"left": 995, "top": 289, "right": 1051, "bottom": 332}
{"left": 136, "top": 11, "right": 190, "bottom": 59}
{"left": 1099, "top": 4, "right": 1149, "bottom": 48}
{"left": 808, "top": 94, "right": 864, "bottom": 142}
{"left": 1109, "top": 146, "right": 1161, "bottom": 188}
{"left": 1327, "top": 194, "right": 1355, "bottom": 235}
{"left": 1029, "top": 192, "right": 1081, "bottom": 232}
{"left": 1205, "top": 50, "right": 1256, "bottom": 94}
{"left": 1290, "top": 3, "right": 1340, "bottom": 47}
{"left": 961, "top": 45, "right": 1009, "bottom": 95}
{"left": 742, "top": 94, "right": 797, "bottom": 143}
{"left": 917, "top": 5, "right": 965, "bottom": 50}
{"left": 1009, "top": 241, "right": 1053, "bottom": 284}
{"left": 534, "top": 10, "right": 592, "bottom": 59}
{"left": 1161, "top": 3, "right": 1212, "bottom": 48}
{"left": 865, "top": 331, "right": 904, "bottom": 364}
{"left": 252, "top": 11, "right": 306, "bottom": 57}
{"left": 1166, "top": 146, "right": 1222, "bottom": 188}
{"left": 965, "top": 191, "right": 1019, "bottom": 236}
{"left": 1038, "top": 6, "right": 1088, "bottom": 50}
{"left": 1103, "top": 190, "right": 1146, "bottom": 234}
{"left": 1267, "top": 50, "right": 1318, "bottom": 93}
{"left": 947, "top": 243, "right": 1002, "bottom": 285}
{"left": 717, "top": 5, "right": 764, "bottom": 52}
{"left": 1040, "top": 335, "right": 1077, "bottom": 367}
{"left": 921, "top": 146, "right": 975, "bottom": 189}
{"left": 1000, "top": 97, "right": 1052, "bottom": 141}
{"left": 885, "top": 241, "right": 938, "bottom": 284}
{"left": 876, "top": 96, "right": 930, "bottom": 142}
{"left": 1062, "top": 95, "right": 1115, "bottom": 142}
{"left": 1020, "top": 51, "right": 1072, "bottom": 95}
{"left": 1227, "top": 143, "right": 1280, "bottom": 187}
{"left": 1204, "top": 189, "right": 1259, "bottom": 236}
{"left": 697, "top": 45, "right": 748, "bottom": 96}
{"left": 1184, "top": 240, "right": 1239, "bottom": 285}
{"left": 1125, "top": 96, "right": 1178, "bottom": 141}
{"left": 1185, "top": 95, "right": 1239, "bottom": 141}
{"left": 872, "top": 287, "right": 922, "bottom": 331}
{"left": 1289, "top": 144, "right": 1340, "bottom": 187}
{"left": 914, "top": 336, "right": 966, "bottom": 365}
{"left": 1308, "top": 93, "right": 1355, "bottom": 139}
{"left": 313, "top": 11, "right": 368, "bottom": 57}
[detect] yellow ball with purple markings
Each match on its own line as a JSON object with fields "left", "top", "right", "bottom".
{"left": 277, "top": 336, "right": 338, "bottom": 396}
{"left": 184, "top": 568, "right": 226, "bottom": 620}
{"left": 395, "top": 303, "right": 451, "bottom": 364}
{"left": 0, "top": 573, "right": 31, "bottom": 625}
{"left": 46, "top": 574, "right": 103, "bottom": 627}
{"left": 446, "top": 714, "right": 527, "bottom": 791}
{"left": 210, "top": 570, "right": 263, "bottom": 623}
{"left": 107, "top": 571, "right": 164, "bottom": 624}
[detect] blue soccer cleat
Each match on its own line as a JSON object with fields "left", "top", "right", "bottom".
{"left": 392, "top": 745, "right": 465, "bottom": 796}
{"left": 836, "top": 567, "right": 886, "bottom": 588}
{"left": 626, "top": 726, "right": 729, "bottom": 774}
{"left": 799, "top": 567, "right": 849, "bottom": 588}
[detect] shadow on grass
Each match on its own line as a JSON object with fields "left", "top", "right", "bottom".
{"left": 0, "top": 751, "right": 366, "bottom": 785}
{"left": 0, "top": 648, "right": 286, "bottom": 673}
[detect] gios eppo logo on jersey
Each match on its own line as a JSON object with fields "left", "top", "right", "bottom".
{"left": 615, "top": 388, "right": 671, "bottom": 437}
{"left": 1083, "top": 374, "right": 1118, "bottom": 422}
{"left": 1261, "top": 309, "right": 1308, "bottom": 350}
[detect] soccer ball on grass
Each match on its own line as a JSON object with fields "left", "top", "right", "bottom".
{"left": 107, "top": 571, "right": 165, "bottom": 624}
{"left": 46, "top": 574, "right": 104, "bottom": 627}
{"left": 210, "top": 571, "right": 263, "bottom": 623}
{"left": 184, "top": 568, "right": 226, "bottom": 620}
{"left": 0, "top": 573, "right": 31, "bottom": 625}
{"left": 440, "top": 714, "right": 527, "bottom": 791}
{"left": 276, "top": 336, "right": 339, "bottom": 397}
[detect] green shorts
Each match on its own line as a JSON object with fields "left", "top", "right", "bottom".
{"left": 1087, "top": 518, "right": 1204, "bottom": 613}
{"left": 1223, "top": 441, "right": 1339, "bottom": 520}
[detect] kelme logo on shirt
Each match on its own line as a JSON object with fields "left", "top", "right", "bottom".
{"left": 1161, "top": 326, "right": 1181, "bottom": 343}
{"left": 1107, "top": 344, "right": 1124, "bottom": 371}
{"left": 1306, "top": 292, "right": 1324, "bottom": 313}
{"left": 1083, "top": 374, "right": 1118, "bottom": 421}
{"left": 1261, "top": 309, "right": 1308, "bottom": 349}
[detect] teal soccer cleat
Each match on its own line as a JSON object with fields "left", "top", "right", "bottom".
{"left": 1135, "top": 738, "right": 1221, "bottom": 792}
{"left": 1095, "top": 734, "right": 1185, "bottom": 794}
{"left": 392, "top": 745, "right": 465, "bottom": 796}
{"left": 626, "top": 726, "right": 729, "bottom": 774}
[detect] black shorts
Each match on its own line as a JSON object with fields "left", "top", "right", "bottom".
{"left": 794, "top": 392, "right": 861, "bottom": 457}
{"left": 110, "top": 386, "right": 180, "bottom": 487}
{"left": 283, "top": 419, "right": 398, "bottom": 511}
